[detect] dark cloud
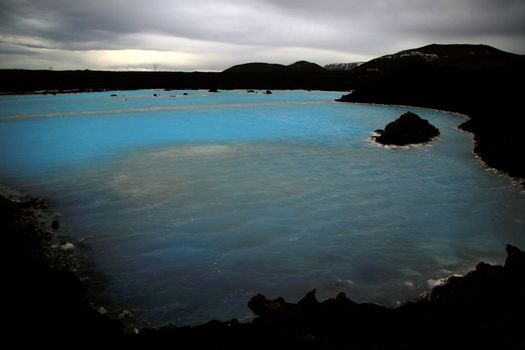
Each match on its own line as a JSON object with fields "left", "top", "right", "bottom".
{"left": 1, "top": 0, "right": 524, "bottom": 70}
{"left": 0, "top": 42, "right": 38, "bottom": 55}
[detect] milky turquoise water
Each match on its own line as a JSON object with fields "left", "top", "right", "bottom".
{"left": 1, "top": 90, "right": 524, "bottom": 326}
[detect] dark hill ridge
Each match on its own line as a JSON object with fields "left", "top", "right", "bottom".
{"left": 223, "top": 60, "right": 325, "bottom": 73}
{"left": 352, "top": 43, "right": 522, "bottom": 76}
{"left": 0, "top": 62, "right": 350, "bottom": 93}
{"left": 286, "top": 60, "right": 326, "bottom": 72}
{"left": 222, "top": 62, "right": 288, "bottom": 73}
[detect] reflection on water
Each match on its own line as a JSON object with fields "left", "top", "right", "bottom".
{"left": 0, "top": 90, "right": 524, "bottom": 326}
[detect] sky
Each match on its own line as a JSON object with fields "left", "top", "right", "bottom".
{"left": 1, "top": 0, "right": 524, "bottom": 71}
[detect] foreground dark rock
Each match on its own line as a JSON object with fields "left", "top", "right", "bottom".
{"left": 8, "top": 187, "right": 525, "bottom": 349}
{"left": 241, "top": 246, "right": 525, "bottom": 349}
{"left": 4, "top": 189, "right": 125, "bottom": 349}
{"left": 135, "top": 245, "right": 525, "bottom": 349}
{"left": 373, "top": 111, "right": 440, "bottom": 145}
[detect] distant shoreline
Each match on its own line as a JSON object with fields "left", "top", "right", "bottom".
{"left": 0, "top": 69, "right": 357, "bottom": 95}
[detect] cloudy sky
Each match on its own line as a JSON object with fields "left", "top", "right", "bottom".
{"left": 1, "top": 0, "right": 524, "bottom": 71}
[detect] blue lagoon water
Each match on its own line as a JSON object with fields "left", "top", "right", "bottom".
{"left": 1, "top": 90, "right": 524, "bottom": 326}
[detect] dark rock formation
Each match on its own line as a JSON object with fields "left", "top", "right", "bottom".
{"left": 373, "top": 112, "right": 440, "bottom": 145}
{"left": 241, "top": 245, "right": 525, "bottom": 349}
{"left": 265, "top": 90, "right": 272, "bottom": 95}
{"left": 208, "top": 88, "right": 219, "bottom": 93}
{"left": 131, "top": 244, "right": 525, "bottom": 349}
{"left": 223, "top": 61, "right": 325, "bottom": 74}
{"left": 4, "top": 190, "right": 125, "bottom": 349}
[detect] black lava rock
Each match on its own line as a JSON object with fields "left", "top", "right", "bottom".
{"left": 374, "top": 112, "right": 440, "bottom": 145}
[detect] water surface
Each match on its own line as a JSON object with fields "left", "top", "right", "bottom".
{"left": 1, "top": 90, "right": 523, "bottom": 326}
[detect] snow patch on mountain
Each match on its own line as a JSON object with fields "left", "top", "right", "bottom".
{"left": 324, "top": 62, "right": 364, "bottom": 71}
{"left": 383, "top": 50, "right": 439, "bottom": 61}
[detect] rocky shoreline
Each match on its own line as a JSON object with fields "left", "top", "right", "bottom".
{"left": 6, "top": 188, "right": 524, "bottom": 349}
{"left": 4, "top": 188, "right": 126, "bottom": 349}
{"left": 336, "top": 59, "right": 525, "bottom": 184}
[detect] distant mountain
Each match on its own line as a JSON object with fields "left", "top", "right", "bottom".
{"left": 324, "top": 62, "right": 364, "bottom": 71}
{"left": 223, "top": 61, "right": 325, "bottom": 73}
{"left": 222, "top": 63, "right": 287, "bottom": 73}
{"left": 286, "top": 61, "right": 326, "bottom": 72}
{"left": 352, "top": 44, "right": 521, "bottom": 75}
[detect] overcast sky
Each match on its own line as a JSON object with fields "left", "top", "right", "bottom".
{"left": 1, "top": 0, "right": 524, "bottom": 71}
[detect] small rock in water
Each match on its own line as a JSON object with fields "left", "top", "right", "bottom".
{"left": 118, "top": 309, "right": 133, "bottom": 319}
{"left": 51, "top": 220, "right": 59, "bottom": 229}
{"left": 373, "top": 111, "right": 440, "bottom": 146}
{"left": 403, "top": 281, "right": 415, "bottom": 289}
{"left": 97, "top": 306, "right": 108, "bottom": 315}
{"left": 60, "top": 242, "right": 75, "bottom": 251}
{"left": 427, "top": 278, "right": 447, "bottom": 288}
